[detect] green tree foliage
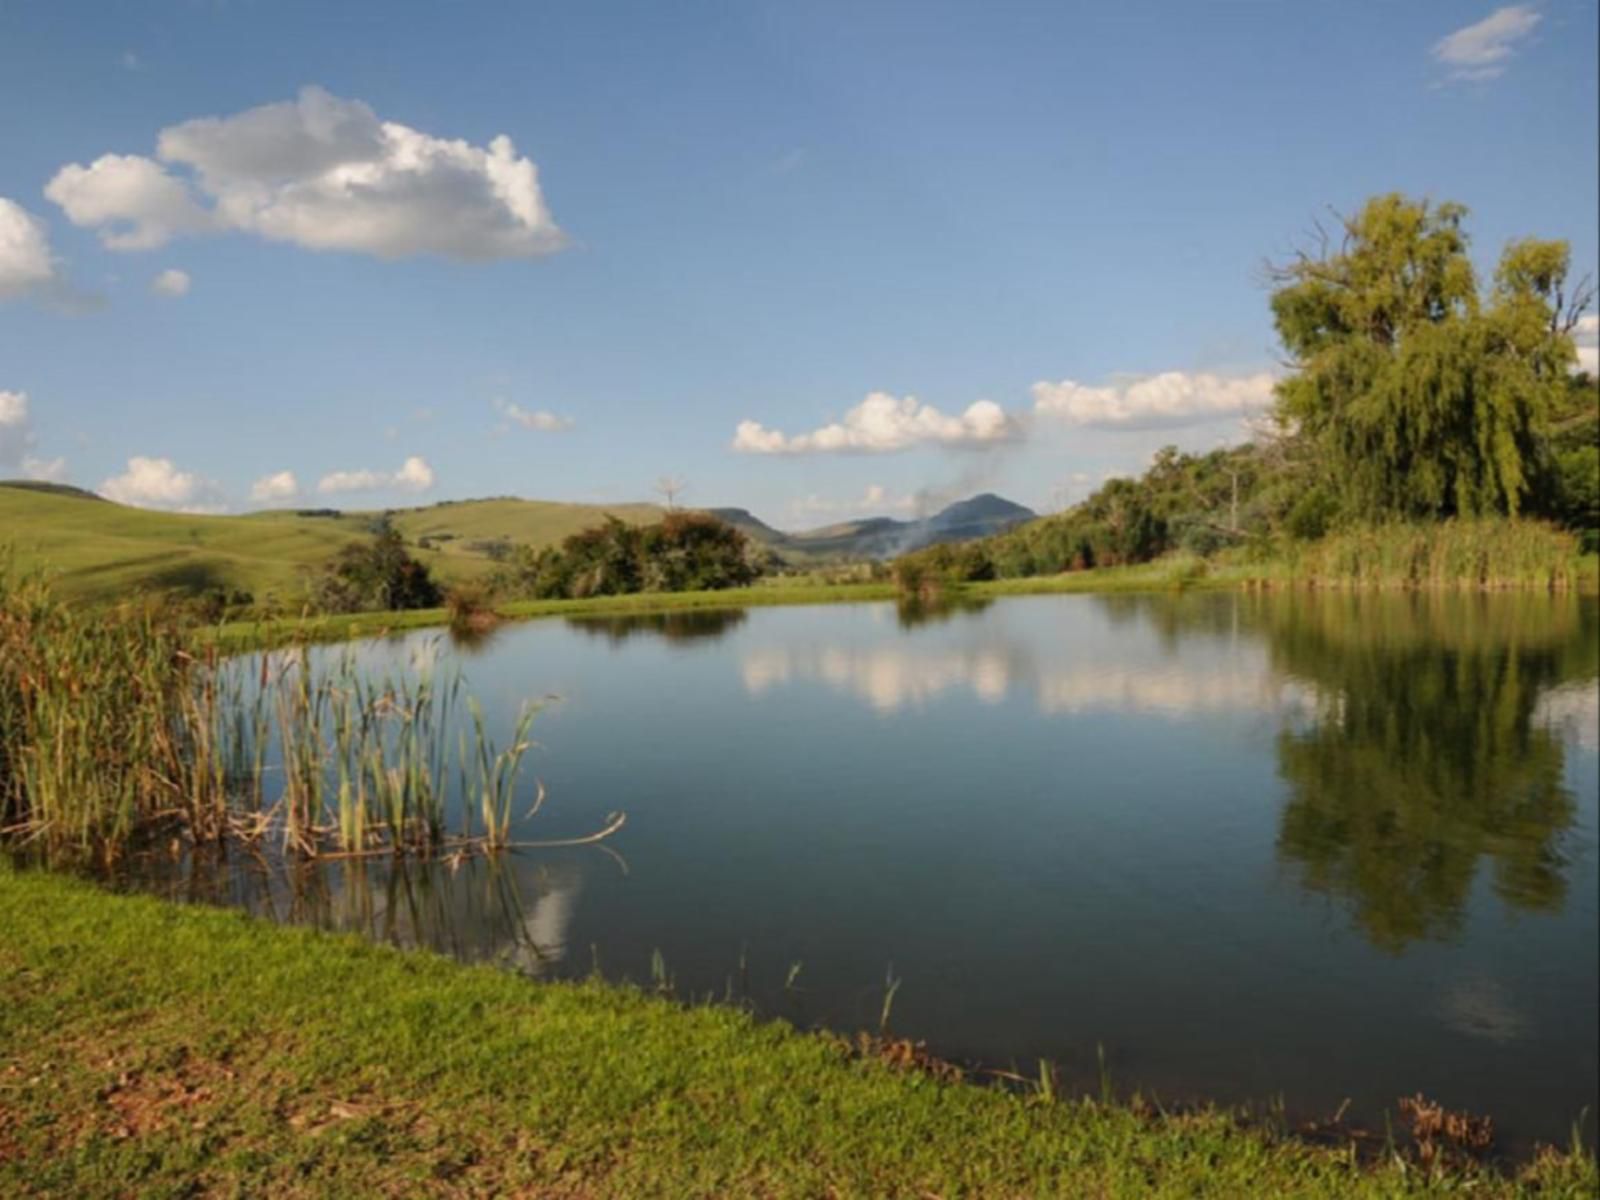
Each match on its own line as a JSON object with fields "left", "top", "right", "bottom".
{"left": 1543, "top": 374, "right": 1600, "bottom": 551}
{"left": 895, "top": 443, "right": 1262, "bottom": 583}
{"left": 1271, "top": 194, "right": 1590, "bottom": 520}
{"left": 496, "top": 512, "right": 762, "bottom": 600}
{"left": 313, "top": 524, "right": 443, "bottom": 613}
{"left": 892, "top": 194, "right": 1597, "bottom": 586}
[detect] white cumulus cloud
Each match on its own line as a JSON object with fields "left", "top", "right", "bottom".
{"left": 46, "top": 86, "right": 565, "bottom": 261}
{"left": 494, "top": 397, "right": 574, "bottom": 432}
{"left": 317, "top": 454, "right": 435, "bottom": 495}
{"left": 151, "top": 268, "right": 191, "bottom": 297}
{"left": 249, "top": 469, "right": 299, "bottom": 503}
{"left": 1573, "top": 313, "right": 1598, "bottom": 376}
{"left": 734, "top": 392, "right": 1019, "bottom": 455}
{"left": 0, "top": 198, "right": 61, "bottom": 301}
{"left": 45, "top": 154, "right": 213, "bottom": 251}
{"left": 1432, "top": 6, "right": 1540, "bottom": 81}
{"left": 1031, "top": 370, "right": 1277, "bottom": 430}
{"left": 100, "top": 455, "right": 226, "bottom": 512}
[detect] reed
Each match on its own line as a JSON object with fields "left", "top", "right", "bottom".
{"left": 0, "top": 571, "right": 616, "bottom": 861}
{"left": 1280, "top": 519, "right": 1580, "bottom": 591}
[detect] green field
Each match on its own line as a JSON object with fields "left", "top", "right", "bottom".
{"left": 3, "top": 865, "right": 1589, "bottom": 1197}
{"left": 0, "top": 483, "right": 665, "bottom": 604}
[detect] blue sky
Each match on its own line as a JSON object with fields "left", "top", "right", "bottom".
{"left": 2, "top": 1, "right": 1596, "bottom": 526}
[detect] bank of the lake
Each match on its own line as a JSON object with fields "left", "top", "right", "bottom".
{"left": 209, "top": 551, "right": 1600, "bottom": 652}
{"left": 1, "top": 866, "right": 1592, "bottom": 1198}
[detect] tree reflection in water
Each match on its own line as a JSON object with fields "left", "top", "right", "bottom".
{"left": 565, "top": 608, "right": 748, "bottom": 644}
{"left": 1260, "top": 592, "right": 1596, "bottom": 953}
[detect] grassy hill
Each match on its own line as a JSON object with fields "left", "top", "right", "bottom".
{"left": 389, "top": 497, "right": 662, "bottom": 568}
{"left": 1, "top": 484, "right": 1033, "bottom": 605}
{"left": 0, "top": 486, "right": 666, "bottom": 605}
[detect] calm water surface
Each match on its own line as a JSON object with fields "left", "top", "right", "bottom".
{"left": 130, "top": 591, "right": 1599, "bottom": 1148}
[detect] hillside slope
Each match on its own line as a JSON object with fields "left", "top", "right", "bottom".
{"left": 1, "top": 484, "right": 1033, "bottom": 602}
{"left": 0, "top": 487, "right": 662, "bottom": 604}
{"left": 0, "top": 485, "right": 372, "bottom": 602}
{"left": 393, "top": 497, "right": 663, "bottom": 562}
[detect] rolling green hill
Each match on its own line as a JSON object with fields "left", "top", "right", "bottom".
{"left": 1, "top": 484, "right": 1034, "bottom": 605}
{"left": 0, "top": 486, "right": 666, "bottom": 605}
{"left": 1, "top": 485, "right": 374, "bottom": 603}
{"left": 389, "top": 497, "right": 664, "bottom": 566}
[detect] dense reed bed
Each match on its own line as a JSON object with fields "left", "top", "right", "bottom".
{"left": 0, "top": 572, "right": 618, "bottom": 860}
{"left": 1274, "top": 520, "right": 1582, "bottom": 591}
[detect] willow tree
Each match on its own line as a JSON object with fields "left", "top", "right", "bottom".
{"left": 1269, "top": 194, "right": 1592, "bottom": 520}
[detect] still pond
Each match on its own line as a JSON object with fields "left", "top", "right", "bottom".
{"left": 120, "top": 590, "right": 1599, "bottom": 1149}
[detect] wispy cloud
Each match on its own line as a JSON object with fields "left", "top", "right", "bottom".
{"left": 1432, "top": 5, "right": 1540, "bottom": 82}
{"left": 317, "top": 455, "right": 435, "bottom": 495}
{"left": 493, "top": 397, "right": 574, "bottom": 432}
{"left": 151, "top": 267, "right": 190, "bottom": 297}
{"left": 249, "top": 469, "right": 299, "bottom": 503}
{"left": 734, "top": 392, "right": 1020, "bottom": 455}
{"left": 788, "top": 483, "right": 918, "bottom": 522}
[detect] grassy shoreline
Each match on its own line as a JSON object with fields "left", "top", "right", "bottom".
{"left": 2, "top": 865, "right": 1592, "bottom": 1197}
{"left": 209, "top": 553, "right": 1600, "bottom": 652}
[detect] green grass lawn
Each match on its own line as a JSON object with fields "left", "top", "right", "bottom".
{"left": 2, "top": 866, "right": 1589, "bottom": 1197}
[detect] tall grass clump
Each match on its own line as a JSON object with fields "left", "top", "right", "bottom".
{"left": 1285, "top": 519, "right": 1579, "bottom": 591}
{"left": 0, "top": 571, "right": 618, "bottom": 860}
{"left": 0, "top": 572, "right": 212, "bottom": 849}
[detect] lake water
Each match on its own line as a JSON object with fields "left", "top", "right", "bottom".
{"left": 126, "top": 591, "right": 1600, "bottom": 1149}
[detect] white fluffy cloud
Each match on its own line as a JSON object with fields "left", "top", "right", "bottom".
{"left": 46, "top": 86, "right": 565, "bottom": 261}
{"left": 151, "top": 268, "right": 191, "bottom": 297}
{"left": 249, "top": 469, "right": 299, "bottom": 503}
{"left": 0, "top": 199, "right": 60, "bottom": 301}
{"left": 46, "top": 154, "right": 213, "bottom": 251}
{"left": 1432, "top": 6, "right": 1540, "bottom": 81}
{"left": 317, "top": 454, "right": 435, "bottom": 495}
{"left": 1031, "top": 370, "right": 1277, "bottom": 429}
{"left": 100, "top": 456, "right": 226, "bottom": 512}
{"left": 494, "top": 397, "right": 574, "bottom": 432}
{"left": 734, "top": 393, "right": 1018, "bottom": 455}
{"left": 1573, "top": 314, "right": 1598, "bottom": 376}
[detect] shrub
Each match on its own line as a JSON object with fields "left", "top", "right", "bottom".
{"left": 493, "top": 512, "right": 762, "bottom": 601}
{"left": 313, "top": 525, "right": 442, "bottom": 613}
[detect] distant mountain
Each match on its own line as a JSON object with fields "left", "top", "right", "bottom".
{"left": 922, "top": 493, "right": 1036, "bottom": 539}
{"left": 712, "top": 494, "right": 1035, "bottom": 563}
